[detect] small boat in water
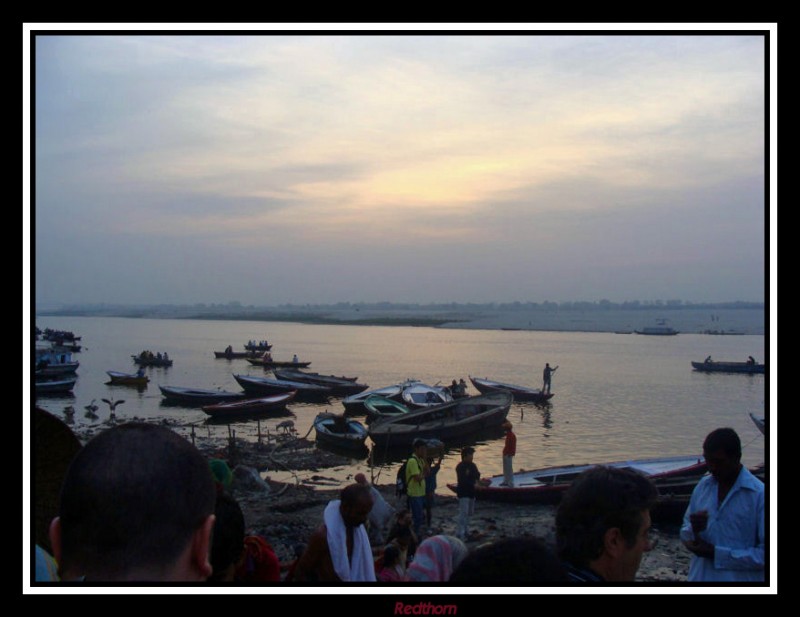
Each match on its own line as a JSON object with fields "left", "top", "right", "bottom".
{"left": 244, "top": 341, "right": 273, "bottom": 352}
{"left": 213, "top": 349, "right": 262, "bottom": 360}
{"left": 368, "top": 391, "right": 512, "bottom": 448}
{"left": 447, "top": 454, "right": 708, "bottom": 505}
{"left": 245, "top": 357, "right": 312, "bottom": 368}
{"left": 132, "top": 352, "right": 173, "bottom": 367}
{"left": 749, "top": 412, "right": 765, "bottom": 435}
{"left": 159, "top": 385, "right": 246, "bottom": 406}
{"left": 313, "top": 412, "right": 369, "bottom": 451}
{"left": 691, "top": 359, "right": 765, "bottom": 374}
{"left": 201, "top": 391, "right": 296, "bottom": 419}
{"left": 469, "top": 376, "right": 554, "bottom": 403}
{"left": 106, "top": 370, "right": 149, "bottom": 386}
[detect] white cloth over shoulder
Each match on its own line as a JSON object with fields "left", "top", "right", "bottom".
{"left": 324, "top": 499, "right": 376, "bottom": 582}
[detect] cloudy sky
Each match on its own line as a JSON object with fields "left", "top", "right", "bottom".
{"left": 28, "top": 28, "right": 772, "bottom": 307}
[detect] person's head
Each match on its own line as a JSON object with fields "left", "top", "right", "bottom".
{"left": 393, "top": 525, "right": 413, "bottom": 548}
{"left": 396, "top": 509, "right": 412, "bottom": 526}
{"left": 702, "top": 428, "right": 743, "bottom": 484}
{"left": 461, "top": 446, "right": 475, "bottom": 462}
{"left": 413, "top": 438, "right": 427, "bottom": 457}
{"left": 354, "top": 472, "right": 368, "bottom": 486}
{"left": 450, "top": 537, "right": 568, "bottom": 583}
{"left": 406, "top": 535, "right": 468, "bottom": 582}
{"left": 555, "top": 466, "right": 657, "bottom": 582}
{"left": 382, "top": 544, "right": 401, "bottom": 568}
{"left": 49, "top": 423, "right": 216, "bottom": 581}
{"left": 502, "top": 421, "right": 513, "bottom": 432}
{"left": 339, "top": 483, "right": 373, "bottom": 528}
{"left": 209, "top": 492, "right": 245, "bottom": 582}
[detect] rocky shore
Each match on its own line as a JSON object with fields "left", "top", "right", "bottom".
{"left": 193, "top": 431, "right": 692, "bottom": 584}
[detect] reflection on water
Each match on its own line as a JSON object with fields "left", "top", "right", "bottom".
{"left": 31, "top": 316, "right": 767, "bottom": 492}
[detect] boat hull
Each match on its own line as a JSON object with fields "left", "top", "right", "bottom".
{"left": 691, "top": 361, "right": 764, "bottom": 374}
{"left": 202, "top": 392, "right": 296, "bottom": 418}
{"left": 106, "top": 371, "right": 149, "bottom": 386}
{"left": 313, "top": 413, "right": 368, "bottom": 450}
{"left": 159, "top": 385, "right": 246, "bottom": 406}
{"left": 469, "top": 376, "right": 554, "bottom": 403}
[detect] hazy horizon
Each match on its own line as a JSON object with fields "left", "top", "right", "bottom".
{"left": 28, "top": 27, "right": 772, "bottom": 307}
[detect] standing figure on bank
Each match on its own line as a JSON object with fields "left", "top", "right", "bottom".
{"left": 500, "top": 421, "right": 516, "bottom": 487}
{"left": 455, "top": 447, "right": 484, "bottom": 541}
{"left": 542, "top": 363, "right": 559, "bottom": 394}
{"left": 405, "top": 439, "right": 428, "bottom": 537}
{"left": 680, "top": 427, "right": 765, "bottom": 582}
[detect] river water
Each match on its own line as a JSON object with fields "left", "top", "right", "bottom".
{"left": 30, "top": 315, "right": 768, "bottom": 491}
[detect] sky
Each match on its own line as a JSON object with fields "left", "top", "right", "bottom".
{"left": 27, "top": 27, "right": 773, "bottom": 307}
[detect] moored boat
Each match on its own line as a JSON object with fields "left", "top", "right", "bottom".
{"left": 159, "top": 385, "right": 246, "bottom": 406}
{"left": 232, "top": 373, "right": 332, "bottom": 400}
{"left": 447, "top": 454, "right": 708, "bottom": 505}
{"left": 106, "top": 370, "right": 149, "bottom": 386}
{"left": 363, "top": 395, "right": 412, "bottom": 424}
{"left": 313, "top": 412, "right": 369, "bottom": 451}
{"left": 691, "top": 360, "right": 765, "bottom": 374}
{"left": 245, "top": 357, "right": 312, "bottom": 368}
{"left": 35, "top": 345, "right": 80, "bottom": 376}
{"left": 749, "top": 412, "right": 765, "bottom": 435}
{"left": 368, "top": 391, "right": 512, "bottom": 448}
{"left": 399, "top": 383, "right": 454, "bottom": 409}
{"left": 201, "top": 392, "right": 296, "bottom": 419}
{"left": 273, "top": 369, "right": 368, "bottom": 396}
{"left": 34, "top": 375, "right": 78, "bottom": 394}
{"left": 468, "top": 376, "right": 554, "bottom": 403}
{"left": 341, "top": 380, "right": 421, "bottom": 414}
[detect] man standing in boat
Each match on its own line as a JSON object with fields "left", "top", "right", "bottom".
{"left": 542, "top": 363, "right": 559, "bottom": 394}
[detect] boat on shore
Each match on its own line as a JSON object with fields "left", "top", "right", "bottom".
{"left": 469, "top": 376, "right": 554, "bottom": 404}
{"left": 691, "top": 360, "right": 765, "bottom": 374}
{"left": 106, "top": 370, "right": 149, "bottom": 386}
{"left": 447, "top": 454, "right": 708, "bottom": 505}
{"left": 201, "top": 391, "right": 296, "bottom": 419}
{"left": 313, "top": 412, "right": 369, "bottom": 451}
{"left": 159, "top": 385, "right": 246, "bottom": 406}
{"left": 232, "top": 373, "right": 332, "bottom": 400}
{"left": 368, "top": 391, "right": 512, "bottom": 448}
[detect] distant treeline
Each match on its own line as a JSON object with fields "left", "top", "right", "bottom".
{"left": 36, "top": 299, "right": 764, "bottom": 319}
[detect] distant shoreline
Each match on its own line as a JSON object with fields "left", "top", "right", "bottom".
{"left": 35, "top": 304, "right": 766, "bottom": 335}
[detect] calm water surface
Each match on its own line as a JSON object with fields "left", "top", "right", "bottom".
{"left": 31, "top": 316, "right": 768, "bottom": 491}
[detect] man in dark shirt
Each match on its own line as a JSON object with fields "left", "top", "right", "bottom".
{"left": 455, "top": 447, "right": 484, "bottom": 541}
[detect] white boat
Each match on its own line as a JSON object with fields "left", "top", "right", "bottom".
{"left": 341, "top": 379, "right": 421, "bottom": 413}
{"left": 400, "top": 383, "right": 454, "bottom": 408}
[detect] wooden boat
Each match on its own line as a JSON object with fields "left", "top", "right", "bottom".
{"left": 106, "top": 370, "right": 149, "bottom": 386}
{"left": 691, "top": 360, "right": 765, "bottom": 374}
{"left": 341, "top": 380, "right": 421, "bottom": 413}
{"left": 446, "top": 454, "right": 708, "bottom": 505}
{"left": 245, "top": 357, "right": 312, "bottom": 368}
{"left": 132, "top": 353, "right": 173, "bottom": 367}
{"left": 159, "top": 385, "right": 246, "bottom": 405}
{"left": 650, "top": 465, "right": 765, "bottom": 524}
{"left": 400, "top": 383, "right": 454, "bottom": 409}
{"left": 363, "top": 395, "right": 412, "bottom": 424}
{"left": 469, "top": 376, "right": 554, "bottom": 403}
{"left": 213, "top": 350, "right": 261, "bottom": 359}
{"left": 750, "top": 412, "right": 765, "bottom": 435}
{"left": 34, "top": 376, "right": 78, "bottom": 393}
{"left": 244, "top": 341, "right": 273, "bottom": 352}
{"left": 273, "top": 369, "right": 368, "bottom": 396}
{"left": 201, "top": 391, "right": 296, "bottom": 419}
{"left": 313, "top": 412, "right": 368, "bottom": 450}
{"left": 368, "top": 391, "right": 512, "bottom": 448}
{"left": 35, "top": 346, "right": 80, "bottom": 376}
{"left": 232, "top": 373, "right": 332, "bottom": 399}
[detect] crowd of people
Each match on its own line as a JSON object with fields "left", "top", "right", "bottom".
{"left": 32, "top": 416, "right": 766, "bottom": 586}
